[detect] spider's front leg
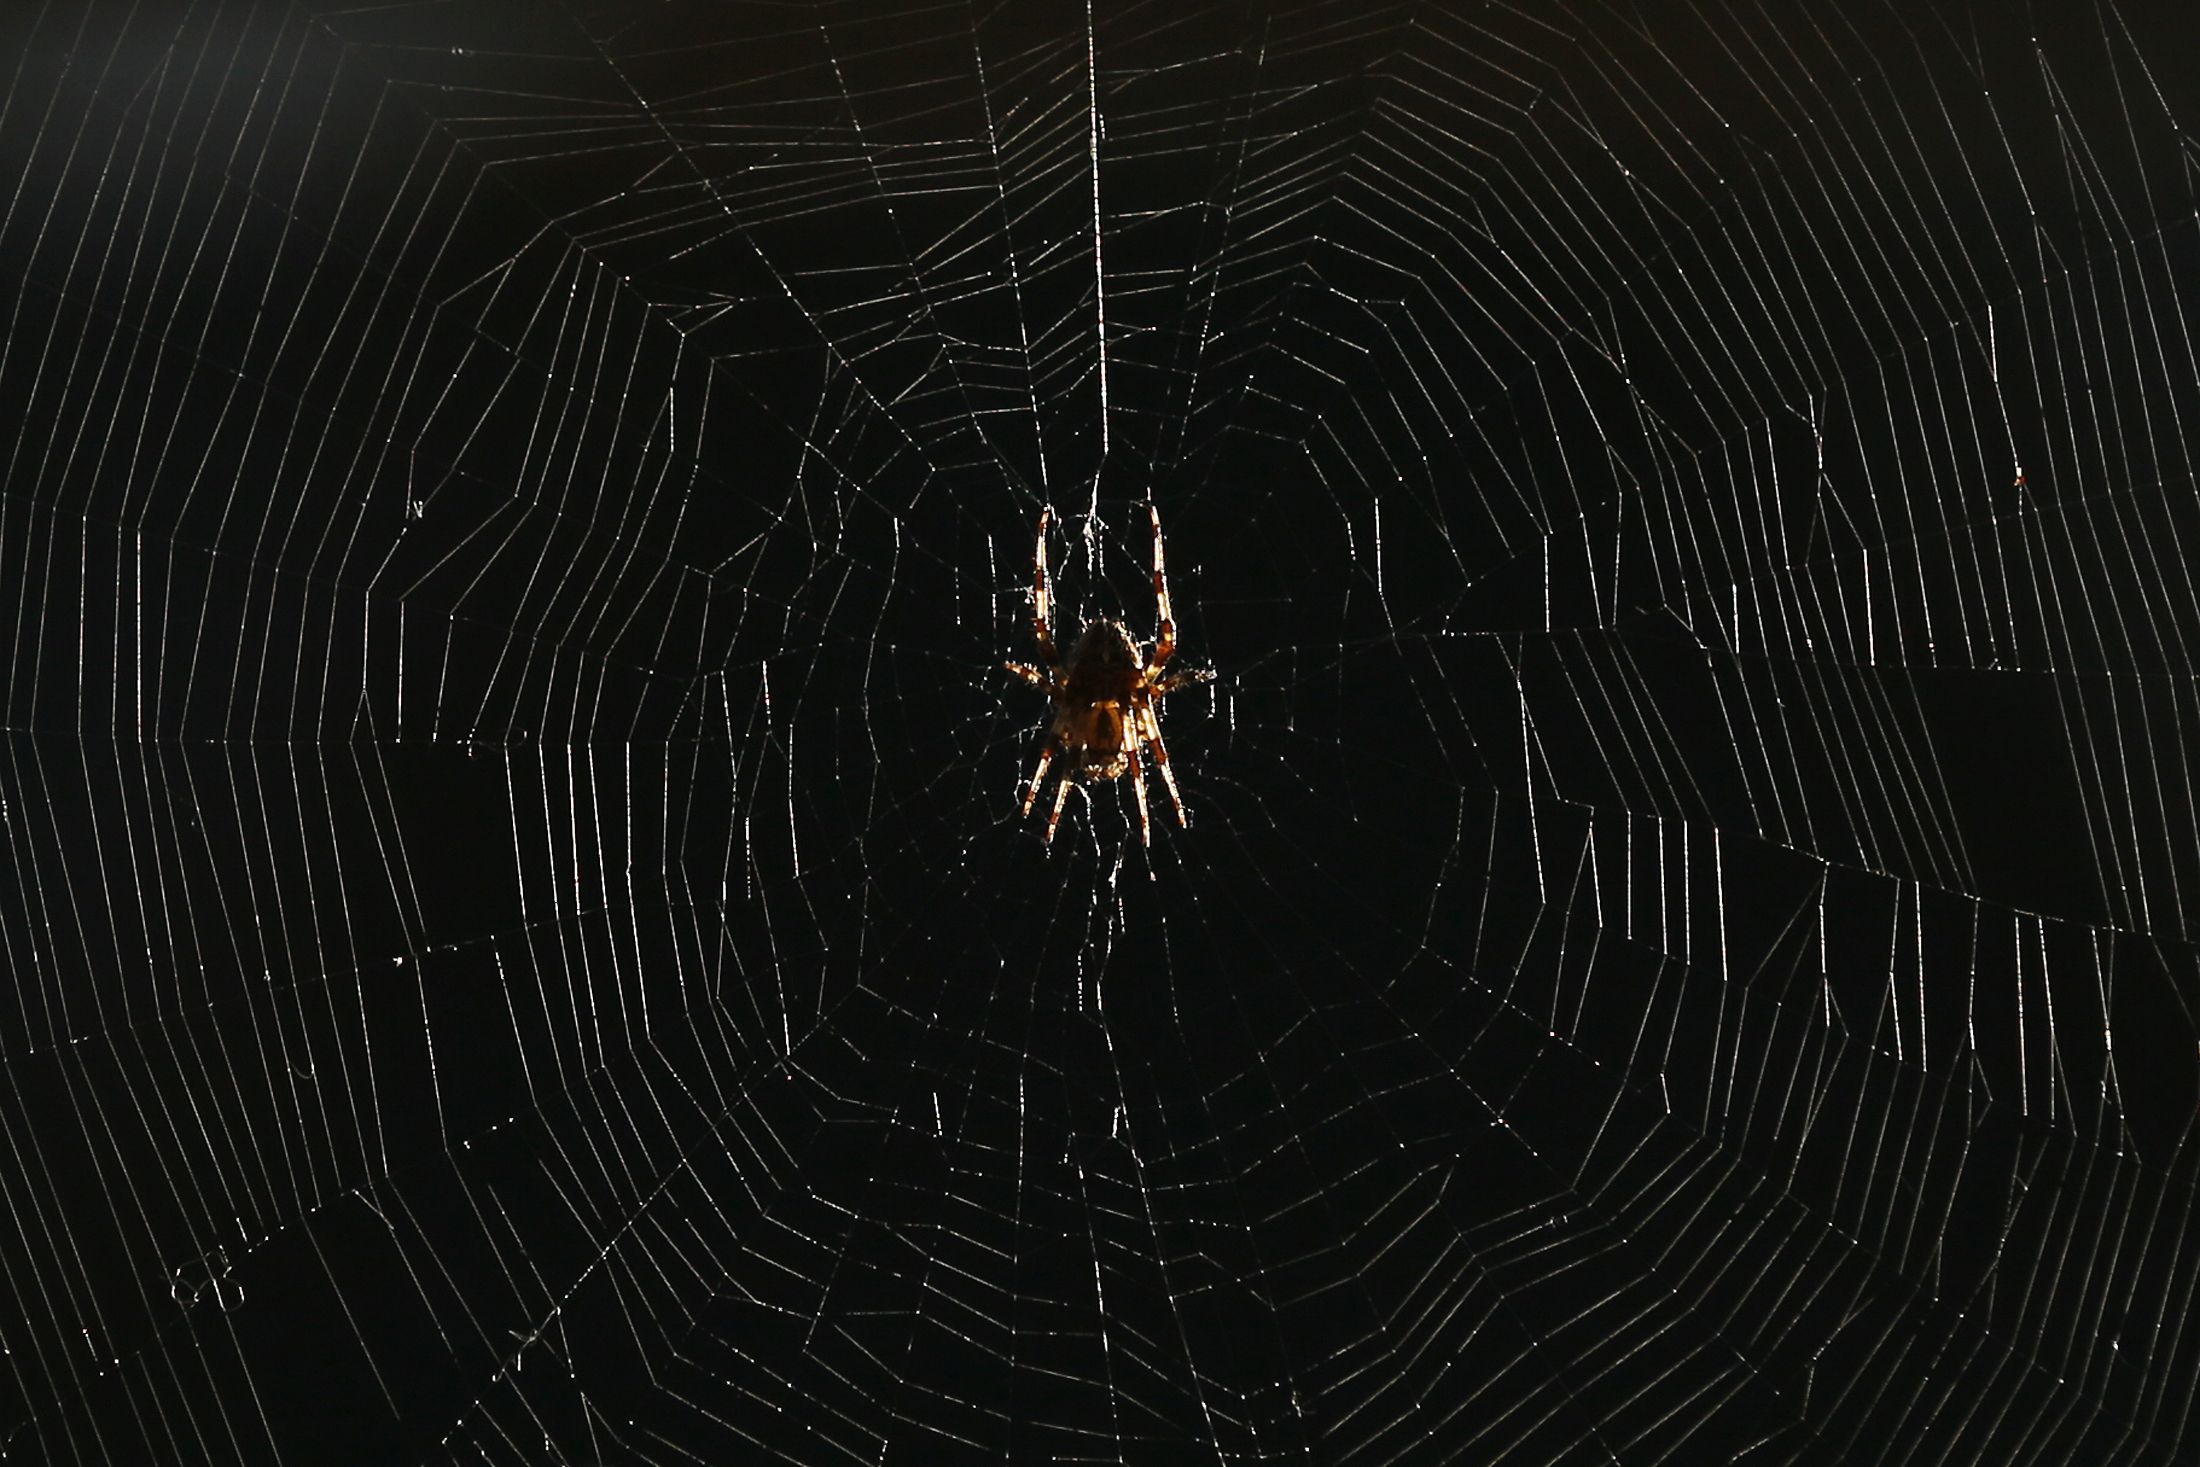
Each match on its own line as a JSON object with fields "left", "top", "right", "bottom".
{"left": 1031, "top": 509, "right": 1057, "bottom": 665}
{"left": 1148, "top": 505, "right": 1176, "bottom": 670}
{"left": 1007, "top": 510, "right": 1059, "bottom": 689}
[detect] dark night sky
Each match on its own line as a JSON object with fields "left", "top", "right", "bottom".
{"left": 4, "top": 2, "right": 2200, "bottom": 1463}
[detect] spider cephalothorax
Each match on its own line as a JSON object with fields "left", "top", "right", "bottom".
{"left": 1005, "top": 506, "right": 1213, "bottom": 844}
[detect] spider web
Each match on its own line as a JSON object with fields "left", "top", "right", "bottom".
{"left": 5, "top": 0, "right": 2200, "bottom": 1462}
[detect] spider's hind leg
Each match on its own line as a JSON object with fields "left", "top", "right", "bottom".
{"left": 1043, "top": 771, "right": 1075, "bottom": 844}
{"left": 1021, "top": 744, "right": 1057, "bottom": 817}
{"left": 1127, "top": 746, "right": 1153, "bottom": 847}
{"left": 1141, "top": 706, "right": 1190, "bottom": 829}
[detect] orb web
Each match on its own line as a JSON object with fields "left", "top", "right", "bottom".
{"left": 4, "top": 2, "right": 2200, "bottom": 1463}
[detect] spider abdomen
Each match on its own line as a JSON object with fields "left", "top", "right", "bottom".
{"left": 1055, "top": 701, "right": 1133, "bottom": 772}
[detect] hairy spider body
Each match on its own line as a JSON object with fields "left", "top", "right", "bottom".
{"left": 1006, "top": 508, "right": 1212, "bottom": 844}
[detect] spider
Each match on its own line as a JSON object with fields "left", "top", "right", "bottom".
{"left": 1005, "top": 506, "right": 1214, "bottom": 845}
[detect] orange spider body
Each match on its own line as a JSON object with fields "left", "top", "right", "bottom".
{"left": 1005, "top": 508, "right": 1212, "bottom": 844}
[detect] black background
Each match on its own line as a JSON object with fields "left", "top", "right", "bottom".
{"left": 5, "top": 1, "right": 2200, "bottom": 1463}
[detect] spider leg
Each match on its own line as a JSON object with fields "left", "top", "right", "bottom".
{"left": 1020, "top": 743, "right": 1057, "bottom": 817}
{"left": 1148, "top": 505, "right": 1176, "bottom": 671}
{"left": 1141, "top": 704, "right": 1190, "bottom": 828}
{"left": 1126, "top": 739, "right": 1152, "bottom": 847}
{"left": 1004, "top": 661, "right": 1048, "bottom": 689}
{"left": 1154, "top": 665, "right": 1214, "bottom": 696}
{"left": 1043, "top": 770, "right": 1074, "bottom": 844}
{"left": 1031, "top": 509, "right": 1058, "bottom": 664}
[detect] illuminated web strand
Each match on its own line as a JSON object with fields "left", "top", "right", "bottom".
{"left": 1087, "top": 0, "right": 1108, "bottom": 525}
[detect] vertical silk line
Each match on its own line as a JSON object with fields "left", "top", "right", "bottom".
{"left": 1087, "top": 0, "right": 1108, "bottom": 521}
